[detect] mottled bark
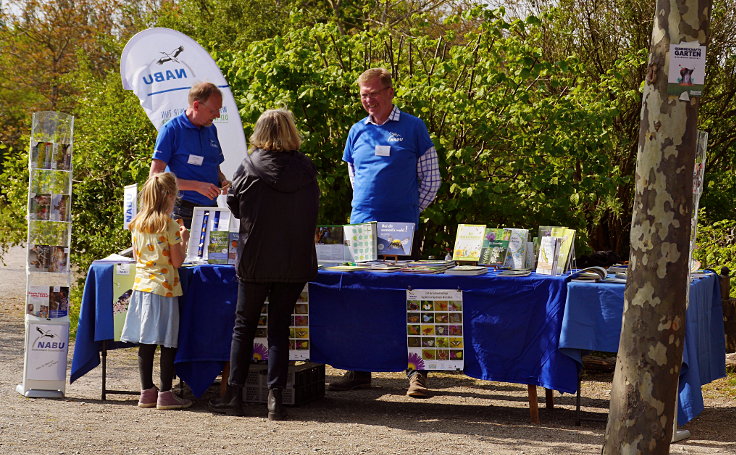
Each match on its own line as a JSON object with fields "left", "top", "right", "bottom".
{"left": 602, "top": 1, "right": 712, "bottom": 454}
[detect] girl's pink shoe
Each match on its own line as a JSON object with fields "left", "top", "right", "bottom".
{"left": 156, "top": 390, "right": 192, "bottom": 410}
{"left": 138, "top": 386, "right": 158, "bottom": 408}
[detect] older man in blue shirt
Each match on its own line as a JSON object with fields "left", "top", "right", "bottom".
{"left": 149, "top": 82, "right": 231, "bottom": 228}
{"left": 330, "top": 68, "right": 441, "bottom": 398}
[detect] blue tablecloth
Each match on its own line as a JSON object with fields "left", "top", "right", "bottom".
{"left": 71, "top": 262, "right": 579, "bottom": 397}
{"left": 559, "top": 274, "right": 726, "bottom": 425}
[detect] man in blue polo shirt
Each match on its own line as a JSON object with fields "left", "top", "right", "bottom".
{"left": 329, "top": 68, "right": 441, "bottom": 398}
{"left": 150, "top": 82, "right": 231, "bottom": 228}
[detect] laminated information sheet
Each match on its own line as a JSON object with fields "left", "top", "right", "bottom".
{"left": 406, "top": 289, "right": 464, "bottom": 371}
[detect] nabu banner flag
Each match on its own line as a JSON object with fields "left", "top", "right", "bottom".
{"left": 120, "top": 27, "right": 246, "bottom": 180}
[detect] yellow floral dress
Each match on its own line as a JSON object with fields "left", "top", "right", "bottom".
{"left": 120, "top": 219, "right": 183, "bottom": 347}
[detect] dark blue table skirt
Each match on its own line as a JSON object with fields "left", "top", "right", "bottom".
{"left": 71, "top": 262, "right": 579, "bottom": 398}
{"left": 560, "top": 274, "right": 726, "bottom": 425}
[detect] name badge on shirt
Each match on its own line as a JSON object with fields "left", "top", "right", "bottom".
{"left": 375, "top": 145, "right": 391, "bottom": 156}
{"left": 187, "top": 154, "right": 204, "bottom": 166}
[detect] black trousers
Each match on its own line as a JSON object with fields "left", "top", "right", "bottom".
{"left": 138, "top": 344, "right": 176, "bottom": 391}
{"left": 228, "top": 280, "right": 306, "bottom": 389}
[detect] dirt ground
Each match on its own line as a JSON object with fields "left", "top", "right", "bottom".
{"left": 1, "top": 245, "right": 735, "bottom": 454}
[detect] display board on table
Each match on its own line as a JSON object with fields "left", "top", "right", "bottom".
{"left": 316, "top": 221, "right": 415, "bottom": 265}
{"left": 186, "top": 206, "right": 239, "bottom": 264}
{"left": 18, "top": 111, "right": 74, "bottom": 398}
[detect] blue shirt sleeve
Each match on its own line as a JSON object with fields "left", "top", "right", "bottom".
{"left": 152, "top": 122, "right": 175, "bottom": 164}
{"left": 342, "top": 124, "right": 357, "bottom": 164}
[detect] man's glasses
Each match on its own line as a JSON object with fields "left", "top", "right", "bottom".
{"left": 198, "top": 101, "right": 221, "bottom": 116}
{"left": 360, "top": 87, "right": 390, "bottom": 100}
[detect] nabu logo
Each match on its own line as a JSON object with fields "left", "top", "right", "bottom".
{"left": 32, "top": 326, "right": 65, "bottom": 350}
{"left": 388, "top": 132, "right": 404, "bottom": 142}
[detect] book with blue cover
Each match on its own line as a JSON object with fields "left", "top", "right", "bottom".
{"left": 376, "top": 222, "right": 415, "bottom": 257}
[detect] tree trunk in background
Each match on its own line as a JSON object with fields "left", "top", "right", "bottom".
{"left": 602, "top": 0, "right": 712, "bottom": 453}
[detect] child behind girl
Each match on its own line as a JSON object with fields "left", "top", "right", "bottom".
{"left": 120, "top": 172, "right": 192, "bottom": 410}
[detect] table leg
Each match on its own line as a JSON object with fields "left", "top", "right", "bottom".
{"left": 220, "top": 362, "right": 230, "bottom": 397}
{"left": 528, "top": 385, "right": 540, "bottom": 424}
{"left": 545, "top": 388, "right": 554, "bottom": 409}
{"left": 101, "top": 340, "right": 108, "bottom": 401}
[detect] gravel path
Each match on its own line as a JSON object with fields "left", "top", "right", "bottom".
{"left": 1, "top": 245, "right": 734, "bottom": 454}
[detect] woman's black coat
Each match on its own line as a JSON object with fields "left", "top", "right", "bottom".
{"left": 227, "top": 147, "right": 319, "bottom": 283}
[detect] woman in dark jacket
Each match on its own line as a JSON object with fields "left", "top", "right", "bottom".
{"left": 212, "top": 109, "right": 319, "bottom": 420}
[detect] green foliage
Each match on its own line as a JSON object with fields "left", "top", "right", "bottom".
{"left": 224, "top": 11, "right": 623, "bottom": 256}
{"left": 69, "top": 58, "right": 156, "bottom": 275}
{"left": 155, "top": 0, "right": 289, "bottom": 51}
{"left": 693, "top": 216, "right": 736, "bottom": 297}
{"left": 0, "top": 144, "right": 29, "bottom": 256}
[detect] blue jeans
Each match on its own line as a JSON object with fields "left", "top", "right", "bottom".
{"left": 228, "top": 280, "right": 306, "bottom": 389}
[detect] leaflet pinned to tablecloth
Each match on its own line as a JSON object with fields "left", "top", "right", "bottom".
{"left": 406, "top": 289, "right": 464, "bottom": 371}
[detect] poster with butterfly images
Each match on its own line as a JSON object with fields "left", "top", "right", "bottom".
{"left": 406, "top": 289, "right": 464, "bottom": 371}
{"left": 252, "top": 284, "right": 310, "bottom": 361}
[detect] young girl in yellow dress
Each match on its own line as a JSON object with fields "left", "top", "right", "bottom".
{"left": 121, "top": 172, "right": 191, "bottom": 410}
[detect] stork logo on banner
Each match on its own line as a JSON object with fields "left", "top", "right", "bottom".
{"left": 139, "top": 44, "right": 193, "bottom": 91}
{"left": 120, "top": 27, "right": 247, "bottom": 180}
{"left": 32, "top": 326, "right": 66, "bottom": 351}
{"left": 157, "top": 46, "right": 184, "bottom": 64}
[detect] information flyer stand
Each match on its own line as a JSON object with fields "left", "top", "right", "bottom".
{"left": 17, "top": 111, "right": 74, "bottom": 398}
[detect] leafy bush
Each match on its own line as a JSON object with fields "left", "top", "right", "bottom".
{"left": 694, "top": 217, "right": 736, "bottom": 297}
{"left": 224, "top": 11, "right": 624, "bottom": 257}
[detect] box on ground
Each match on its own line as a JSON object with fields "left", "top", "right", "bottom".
{"left": 244, "top": 362, "right": 325, "bottom": 406}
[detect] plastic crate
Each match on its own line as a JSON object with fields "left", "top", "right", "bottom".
{"left": 243, "top": 362, "right": 325, "bottom": 406}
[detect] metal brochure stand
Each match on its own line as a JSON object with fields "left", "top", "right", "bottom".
{"left": 16, "top": 112, "right": 74, "bottom": 398}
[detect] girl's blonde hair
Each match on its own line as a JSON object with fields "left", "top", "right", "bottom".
{"left": 129, "top": 172, "right": 178, "bottom": 234}
{"left": 249, "top": 109, "right": 302, "bottom": 152}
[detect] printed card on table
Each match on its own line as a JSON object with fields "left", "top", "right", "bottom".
{"left": 112, "top": 262, "right": 135, "bottom": 341}
{"left": 252, "top": 284, "right": 310, "bottom": 361}
{"left": 406, "top": 289, "right": 464, "bottom": 371}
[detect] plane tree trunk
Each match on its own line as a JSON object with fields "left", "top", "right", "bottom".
{"left": 602, "top": 0, "right": 712, "bottom": 453}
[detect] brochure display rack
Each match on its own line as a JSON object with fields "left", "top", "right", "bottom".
{"left": 17, "top": 111, "right": 74, "bottom": 398}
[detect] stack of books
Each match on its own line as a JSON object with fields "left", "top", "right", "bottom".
{"left": 444, "top": 265, "right": 488, "bottom": 276}
{"left": 400, "top": 260, "right": 455, "bottom": 274}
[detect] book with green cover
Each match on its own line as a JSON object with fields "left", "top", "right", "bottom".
{"left": 208, "top": 231, "right": 229, "bottom": 264}
{"left": 452, "top": 224, "right": 486, "bottom": 262}
{"left": 550, "top": 227, "right": 575, "bottom": 274}
{"left": 479, "top": 228, "right": 511, "bottom": 266}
